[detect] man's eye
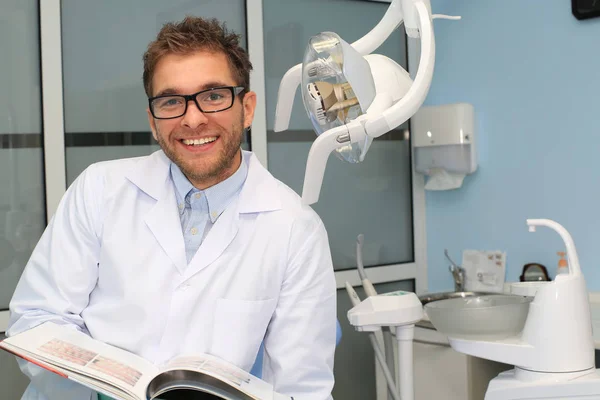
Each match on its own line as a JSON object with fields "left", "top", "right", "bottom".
{"left": 158, "top": 98, "right": 183, "bottom": 108}
{"left": 207, "top": 93, "right": 224, "bottom": 101}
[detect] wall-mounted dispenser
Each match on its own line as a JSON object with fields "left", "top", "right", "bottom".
{"left": 412, "top": 103, "right": 477, "bottom": 190}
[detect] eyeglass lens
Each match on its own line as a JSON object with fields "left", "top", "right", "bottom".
{"left": 152, "top": 88, "right": 234, "bottom": 118}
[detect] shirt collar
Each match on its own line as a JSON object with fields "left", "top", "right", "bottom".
{"left": 170, "top": 155, "right": 248, "bottom": 222}
{"left": 171, "top": 163, "right": 195, "bottom": 207}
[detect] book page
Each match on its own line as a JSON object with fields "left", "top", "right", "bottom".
{"left": 1, "top": 322, "right": 158, "bottom": 399}
{"left": 162, "top": 354, "right": 274, "bottom": 400}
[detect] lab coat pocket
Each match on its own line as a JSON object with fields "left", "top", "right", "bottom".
{"left": 212, "top": 297, "right": 277, "bottom": 371}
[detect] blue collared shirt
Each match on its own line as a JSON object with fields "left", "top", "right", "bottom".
{"left": 170, "top": 157, "right": 248, "bottom": 264}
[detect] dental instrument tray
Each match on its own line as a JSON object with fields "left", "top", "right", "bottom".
{"left": 424, "top": 294, "right": 532, "bottom": 340}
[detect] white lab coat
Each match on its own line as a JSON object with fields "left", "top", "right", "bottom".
{"left": 7, "top": 150, "right": 337, "bottom": 400}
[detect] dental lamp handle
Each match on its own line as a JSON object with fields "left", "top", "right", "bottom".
{"left": 273, "top": 64, "right": 302, "bottom": 132}
{"left": 301, "top": 122, "right": 367, "bottom": 204}
{"left": 432, "top": 14, "right": 461, "bottom": 20}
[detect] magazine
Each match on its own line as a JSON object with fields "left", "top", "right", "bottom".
{"left": 0, "top": 322, "right": 290, "bottom": 400}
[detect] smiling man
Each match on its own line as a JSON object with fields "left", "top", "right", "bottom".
{"left": 7, "top": 16, "right": 337, "bottom": 400}
{"left": 146, "top": 49, "right": 252, "bottom": 190}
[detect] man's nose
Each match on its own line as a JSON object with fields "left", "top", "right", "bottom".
{"left": 181, "top": 99, "right": 209, "bottom": 129}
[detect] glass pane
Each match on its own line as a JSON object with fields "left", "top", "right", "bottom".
{"left": 61, "top": 0, "right": 247, "bottom": 185}
{"left": 0, "top": 0, "right": 46, "bottom": 309}
{"left": 264, "top": 0, "right": 413, "bottom": 270}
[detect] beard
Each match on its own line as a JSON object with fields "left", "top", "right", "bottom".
{"left": 155, "top": 114, "right": 245, "bottom": 186}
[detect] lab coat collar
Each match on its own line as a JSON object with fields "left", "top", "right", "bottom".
{"left": 127, "top": 151, "right": 187, "bottom": 272}
{"left": 126, "top": 150, "right": 173, "bottom": 201}
{"left": 125, "top": 150, "right": 282, "bottom": 274}
{"left": 238, "top": 150, "right": 282, "bottom": 214}
{"left": 126, "top": 150, "right": 283, "bottom": 214}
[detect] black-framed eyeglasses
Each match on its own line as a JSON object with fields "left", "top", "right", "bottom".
{"left": 148, "top": 86, "right": 245, "bottom": 119}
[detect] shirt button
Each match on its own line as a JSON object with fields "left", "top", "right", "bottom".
{"left": 195, "top": 193, "right": 202, "bottom": 199}
{"left": 211, "top": 212, "right": 218, "bottom": 219}
{"left": 178, "top": 203, "right": 184, "bottom": 210}
{"left": 190, "top": 227, "right": 198, "bottom": 235}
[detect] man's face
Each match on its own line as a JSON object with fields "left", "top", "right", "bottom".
{"left": 147, "top": 50, "right": 256, "bottom": 189}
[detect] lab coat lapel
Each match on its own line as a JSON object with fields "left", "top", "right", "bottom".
{"left": 185, "top": 198, "right": 240, "bottom": 280}
{"left": 145, "top": 189, "right": 187, "bottom": 274}
{"left": 237, "top": 152, "right": 283, "bottom": 214}
{"left": 183, "top": 152, "right": 282, "bottom": 279}
{"left": 126, "top": 151, "right": 187, "bottom": 273}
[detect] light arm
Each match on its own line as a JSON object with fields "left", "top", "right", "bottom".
{"left": 351, "top": 0, "right": 404, "bottom": 55}
{"left": 365, "top": 0, "right": 434, "bottom": 138}
{"left": 273, "top": 64, "right": 302, "bottom": 132}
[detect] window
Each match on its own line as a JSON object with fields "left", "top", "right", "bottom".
{"left": 0, "top": 0, "right": 46, "bottom": 331}
{"left": 60, "top": 0, "right": 247, "bottom": 184}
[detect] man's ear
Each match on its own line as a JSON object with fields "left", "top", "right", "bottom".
{"left": 242, "top": 91, "right": 257, "bottom": 129}
{"left": 147, "top": 108, "right": 158, "bottom": 141}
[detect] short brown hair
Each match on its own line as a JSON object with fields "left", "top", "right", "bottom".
{"left": 142, "top": 16, "right": 253, "bottom": 97}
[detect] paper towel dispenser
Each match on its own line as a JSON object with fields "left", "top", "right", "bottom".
{"left": 412, "top": 103, "right": 477, "bottom": 189}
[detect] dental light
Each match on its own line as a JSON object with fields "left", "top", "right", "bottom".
{"left": 273, "top": 0, "right": 460, "bottom": 204}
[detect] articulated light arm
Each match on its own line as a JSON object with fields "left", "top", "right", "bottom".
{"left": 273, "top": 64, "right": 302, "bottom": 132}
{"left": 351, "top": 0, "right": 404, "bottom": 55}
{"left": 365, "top": 0, "right": 434, "bottom": 138}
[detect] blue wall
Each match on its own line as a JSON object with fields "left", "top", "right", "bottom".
{"left": 424, "top": 1, "right": 600, "bottom": 292}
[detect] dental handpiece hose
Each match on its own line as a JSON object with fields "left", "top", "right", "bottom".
{"left": 356, "top": 234, "right": 396, "bottom": 400}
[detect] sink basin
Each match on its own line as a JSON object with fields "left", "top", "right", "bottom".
{"left": 417, "top": 291, "right": 494, "bottom": 329}
{"left": 424, "top": 294, "right": 533, "bottom": 340}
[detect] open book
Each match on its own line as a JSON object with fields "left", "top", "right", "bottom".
{"left": 0, "top": 322, "right": 290, "bottom": 400}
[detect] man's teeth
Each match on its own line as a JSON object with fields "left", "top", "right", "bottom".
{"left": 182, "top": 137, "right": 217, "bottom": 145}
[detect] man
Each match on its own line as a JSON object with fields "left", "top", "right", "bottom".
{"left": 7, "top": 16, "right": 337, "bottom": 400}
